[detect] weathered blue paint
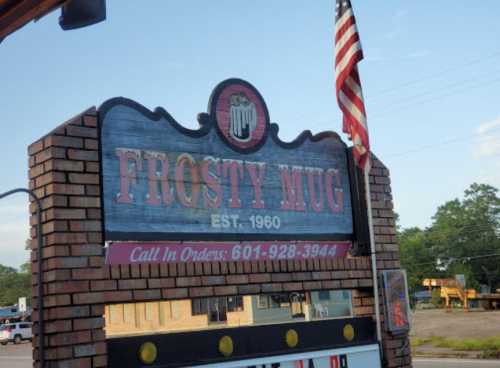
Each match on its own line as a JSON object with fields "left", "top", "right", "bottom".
{"left": 100, "top": 91, "right": 354, "bottom": 241}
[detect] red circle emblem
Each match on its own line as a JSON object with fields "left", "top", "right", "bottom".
{"left": 211, "top": 80, "right": 269, "bottom": 152}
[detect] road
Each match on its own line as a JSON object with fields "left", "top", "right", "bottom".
{"left": 1, "top": 345, "right": 499, "bottom": 368}
{"left": 413, "top": 358, "right": 500, "bottom": 368}
{"left": 0, "top": 342, "right": 32, "bottom": 368}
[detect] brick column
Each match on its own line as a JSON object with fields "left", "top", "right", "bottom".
{"left": 369, "top": 158, "right": 412, "bottom": 368}
{"left": 29, "top": 108, "right": 107, "bottom": 368}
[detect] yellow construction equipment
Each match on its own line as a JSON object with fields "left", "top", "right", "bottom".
{"left": 422, "top": 278, "right": 500, "bottom": 310}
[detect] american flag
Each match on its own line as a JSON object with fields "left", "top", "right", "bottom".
{"left": 335, "top": 0, "right": 370, "bottom": 171}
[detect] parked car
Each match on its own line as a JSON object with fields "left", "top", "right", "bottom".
{"left": 0, "top": 322, "right": 32, "bottom": 345}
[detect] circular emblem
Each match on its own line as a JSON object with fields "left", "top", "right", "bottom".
{"left": 209, "top": 79, "right": 269, "bottom": 152}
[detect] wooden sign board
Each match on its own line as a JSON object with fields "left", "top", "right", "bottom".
{"left": 100, "top": 79, "right": 369, "bottom": 262}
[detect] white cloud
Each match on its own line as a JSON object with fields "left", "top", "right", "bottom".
{"left": 477, "top": 116, "right": 500, "bottom": 134}
{"left": 475, "top": 116, "right": 500, "bottom": 158}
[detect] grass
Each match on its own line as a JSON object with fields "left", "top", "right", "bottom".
{"left": 412, "top": 336, "right": 500, "bottom": 358}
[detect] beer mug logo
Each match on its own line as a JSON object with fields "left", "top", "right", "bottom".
{"left": 212, "top": 79, "right": 269, "bottom": 151}
{"left": 229, "top": 93, "right": 257, "bottom": 142}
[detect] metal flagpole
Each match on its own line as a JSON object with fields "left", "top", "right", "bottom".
{"left": 364, "top": 167, "right": 383, "bottom": 343}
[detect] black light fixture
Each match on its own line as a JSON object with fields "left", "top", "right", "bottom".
{"left": 59, "top": 0, "right": 106, "bottom": 31}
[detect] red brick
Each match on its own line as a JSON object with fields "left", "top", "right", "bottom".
{"left": 248, "top": 273, "right": 271, "bottom": 283}
{"left": 282, "top": 282, "right": 303, "bottom": 291}
{"left": 48, "top": 306, "right": 89, "bottom": 319}
{"left": 118, "top": 279, "right": 146, "bottom": 289}
{"left": 214, "top": 285, "right": 238, "bottom": 296}
{"left": 28, "top": 140, "right": 44, "bottom": 155}
{"left": 67, "top": 149, "right": 98, "bottom": 161}
{"left": 189, "top": 287, "right": 213, "bottom": 297}
{"left": 162, "top": 288, "right": 188, "bottom": 299}
{"left": 271, "top": 273, "right": 292, "bottom": 282}
{"left": 201, "top": 275, "right": 225, "bottom": 285}
{"left": 85, "top": 162, "right": 100, "bottom": 173}
{"left": 66, "top": 125, "right": 98, "bottom": 138}
{"left": 226, "top": 275, "right": 249, "bottom": 284}
{"left": 72, "top": 291, "right": 132, "bottom": 304}
{"left": 46, "top": 233, "right": 87, "bottom": 245}
{"left": 47, "top": 257, "right": 88, "bottom": 269}
{"left": 46, "top": 184, "right": 85, "bottom": 196}
{"left": 45, "top": 319, "right": 72, "bottom": 334}
{"left": 148, "top": 278, "right": 175, "bottom": 289}
{"left": 46, "top": 159, "right": 84, "bottom": 172}
{"left": 237, "top": 284, "right": 260, "bottom": 294}
{"left": 35, "top": 171, "right": 66, "bottom": 187}
{"left": 83, "top": 115, "right": 97, "bottom": 127}
{"left": 29, "top": 163, "right": 45, "bottom": 179}
{"left": 73, "top": 317, "right": 104, "bottom": 331}
{"left": 45, "top": 135, "right": 83, "bottom": 149}
{"left": 69, "top": 220, "right": 102, "bottom": 232}
{"left": 49, "top": 331, "right": 91, "bottom": 347}
{"left": 46, "top": 208, "right": 86, "bottom": 221}
{"left": 133, "top": 289, "right": 161, "bottom": 300}
{"left": 176, "top": 277, "right": 201, "bottom": 287}
{"left": 72, "top": 269, "right": 107, "bottom": 280}
{"left": 48, "top": 281, "right": 89, "bottom": 294}
{"left": 90, "top": 280, "right": 117, "bottom": 291}
{"left": 69, "top": 173, "right": 99, "bottom": 185}
{"left": 35, "top": 147, "right": 66, "bottom": 165}
{"left": 261, "top": 283, "right": 283, "bottom": 293}
{"left": 84, "top": 139, "right": 98, "bottom": 150}
{"left": 71, "top": 244, "right": 103, "bottom": 256}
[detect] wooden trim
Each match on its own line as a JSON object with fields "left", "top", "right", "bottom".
{"left": 0, "top": 0, "right": 65, "bottom": 40}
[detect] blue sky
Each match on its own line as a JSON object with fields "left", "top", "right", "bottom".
{"left": 1, "top": 1, "right": 500, "bottom": 268}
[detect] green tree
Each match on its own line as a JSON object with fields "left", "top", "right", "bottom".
{"left": 425, "top": 183, "right": 500, "bottom": 289}
{"left": 398, "top": 227, "right": 438, "bottom": 293}
{"left": 0, "top": 263, "right": 31, "bottom": 306}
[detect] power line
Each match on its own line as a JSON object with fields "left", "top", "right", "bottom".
{"left": 368, "top": 49, "right": 500, "bottom": 98}
{"left": 384, "top": 126, "right": 500, "bottom": 158}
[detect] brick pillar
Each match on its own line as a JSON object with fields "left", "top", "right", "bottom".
{"left": 369, "top": 157, "right": 412, "bottom": 368}
{"left": 28, "top": 108, "right": 107, "bottom": 368}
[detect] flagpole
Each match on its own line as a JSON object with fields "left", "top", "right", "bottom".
{"left": 364, "top": 166, "right": 383, "bottom": 344}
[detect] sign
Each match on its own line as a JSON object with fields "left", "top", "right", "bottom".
{"left": 100, "top": 79, "right": 355, "bottom": 242}
{"left": 455, "top": 274, "right": 466, "bottom": 288}
{"left": 18, "top": 297, "right": 27, "bottom": 313}
{"left": 381, "top": 270, "right": 411, "bottom": 334}
{"left": 105, "top": 241, "right": 351, "bottom": 264}
{"left": 196, "top": 345, "right": 381, "bottom": 368}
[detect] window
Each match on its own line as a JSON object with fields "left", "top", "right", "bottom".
{"left": 318, "top": 290, "right": 331, "bottom": 301}
{"left": 19, "top": 323, "right": 31, "bottom": 329}
{"left": 191, "top": 298, "right": 208, "bottom": 316}
{"left": 227, "top": 296, "right": 243, "bottom": 312}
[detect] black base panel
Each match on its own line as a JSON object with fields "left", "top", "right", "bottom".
{"left": 107, "top": 316, "right": 376, "bottom": 368}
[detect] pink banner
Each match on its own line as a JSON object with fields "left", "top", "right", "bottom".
{"left": 105, "top": 241, "right": 352, "bottom": 265}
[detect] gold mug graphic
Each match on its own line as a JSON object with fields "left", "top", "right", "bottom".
{"left": 229, "top": 93, "right": 257, "bottom": 142}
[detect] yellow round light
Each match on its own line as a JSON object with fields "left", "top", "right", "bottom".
{"left": 343, "top": 324, "right": 355, "bottom": 342}
{"left": 138, "top": 342, "right": 158, "bottom": 365}
{"left": 218, "top": 335, "right": 234, "bottom": 357}
{"left": 285, "top": 329, "right": 299, "bottom": 348}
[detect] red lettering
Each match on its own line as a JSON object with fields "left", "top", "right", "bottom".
{"left": 306, "top": 168, "right": 324, "bottom": 213}
{"left": 175, "top": 154, "right": 200, "bottom": 208}
{"left": 246, "top": 161, "right": 266, "bottom": 209}
{"left": 279, "top": 165, "right": 305, "bottom": 211}
{"left": 326, "top": 169, "right": 343, "bottom": 213}
{"left": 144, "top": 151, "right": 173, "bottom": 206}
{"left": 115, "top": 148, "right": 142, "bottom": 204}
{"left": 222, "top": 159, "right": 244, "bottom": 208}
{"left": 201, "top": 156, "right": 222, "bottom": 208}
